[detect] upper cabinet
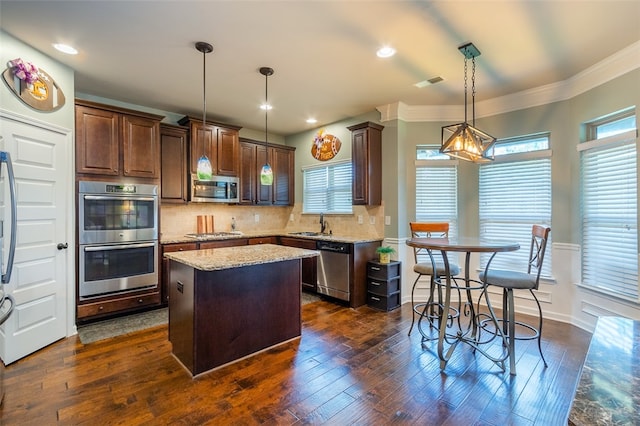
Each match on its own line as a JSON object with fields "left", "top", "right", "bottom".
{"left": 178, "top": 116, "right": 241, "bottom": 177}
{"left": 160, "top": 124, "right": 188, "bottom": 204}
{"left": 75, "top": 100, "right": 163, "bottom": 180}
{"left": 239, "top": 138, "right": 295, "bottom": 206}
{"left": 347, "top": 121, "right": 384, "bottom": 206}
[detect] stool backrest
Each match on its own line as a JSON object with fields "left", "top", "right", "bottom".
{"left": 409, "top": 222, "right": 450, "bottom": 263}
{"left": 529, "top": 225, "right": 551, "bottom": 289}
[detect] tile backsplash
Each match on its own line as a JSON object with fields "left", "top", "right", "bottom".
{"left": 160, "top": 203, "right": 384, "bottom": 238}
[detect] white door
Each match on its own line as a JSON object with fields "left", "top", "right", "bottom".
{"left": 0, "top": 111, "right": 70, "bottom": 364}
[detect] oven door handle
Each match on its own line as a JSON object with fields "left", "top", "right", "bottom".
{"left": 84, "top": 242, "right": 156, "bottom": 252}
{"left": 83, "top": 195, "right": 156, "bottom": 202}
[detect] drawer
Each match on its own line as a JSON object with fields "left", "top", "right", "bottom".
{"left": 367, "top": 261, "right": 400, "bottom": 280}
{"left": 162, "top": 242, "right": 198, "bottom": 253}
{"left": 367, "top": 277, "right": 400, "bottom": 295}
{"left": 367, "top": 292, "right": 400, "bottom": 312}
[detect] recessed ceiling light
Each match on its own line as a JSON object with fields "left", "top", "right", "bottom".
{"left": 376, "top": 46, "right": 396, "bottom": 58}
{"left": 53, "top": 43, "right": 78, "bottom": 55}
{"left": 260, "top": 104, "right": 272, "bottom": 111}
{"left": 306, "top": 118, "right": 317, "bottom": 124}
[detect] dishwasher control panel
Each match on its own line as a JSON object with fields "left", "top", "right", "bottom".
{"left": 316, "top": 241, "right": 350, "bottom": 253}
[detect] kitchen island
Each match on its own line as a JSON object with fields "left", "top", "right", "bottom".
{"left": 164, "top": 244, "right": 318, "bottom": 376}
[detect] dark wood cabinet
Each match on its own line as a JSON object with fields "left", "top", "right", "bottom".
{"left": 272, "top": 145, "right": 295, "bottom": 206}
{"left": 178, "top": 116, "right": 241, "bottom": 177}
{"left": 347, "top": 121, "right": 384, "bottom": 206}
{"left": 248, "top": 237, "right": 276, "bottom": 245}
{"left": 160, "top": 124, "right": 189, "bottom": 203}
{"left": 76, "top": 290, "right": 161, "bottom": 321}
{"left": 366, "top": 260, "right": 401, "bottom": 311}
{"left": 239, "top": 138, "right": 295, "bottom": 206}
{"left": 278, "top": 237, "right": 318, "bottom": 293}
{"left": 160, "top": 242, "right": 198, "bottom": 304}
{"left": 75, "top": 100, "right": 163, "bottom": 179}
{"left": 240, "top": 140, "right": 271, "bottom": 205}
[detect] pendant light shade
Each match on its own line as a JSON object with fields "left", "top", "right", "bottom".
{"left": 440, "top": 42, "right": 495, "bottom": 163}
{"left": 260, "top": 66, "right": 274, "bottom": 186}
{"left": 196, "top": 41, "right": 213, "bottom": 180}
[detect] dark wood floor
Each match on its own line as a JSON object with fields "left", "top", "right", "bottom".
{"left": 0, "top": 300, "right": 591, "bottom": 425}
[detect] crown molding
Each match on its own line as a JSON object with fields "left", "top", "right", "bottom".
{"left": 377, "top": 40, "right": 640, "bottom": 123}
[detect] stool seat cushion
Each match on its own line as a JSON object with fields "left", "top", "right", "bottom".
{"left": 480, "top": 269, "right": 537, "bottom": 290}
{"left": 414, "top": 262, "right": 460, "bottom": 276}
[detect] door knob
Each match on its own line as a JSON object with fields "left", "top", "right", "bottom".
{"left": 57, "top": 243, "right": 68, "bottom": 250}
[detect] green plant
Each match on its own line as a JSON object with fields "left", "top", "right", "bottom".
{"left": 376, "top": 245, "right": 396, "bottom": 254}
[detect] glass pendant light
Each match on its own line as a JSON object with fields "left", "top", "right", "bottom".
{"left": 440, "top": 42, "right": 496, "bottom": 163}
{"left": 259, "top": 67, "right": 274, "bottom": 186}
{"left": 195, "top": 41, "right": 213, "bottom": 180}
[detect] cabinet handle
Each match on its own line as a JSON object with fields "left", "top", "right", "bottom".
{"left": 371, "top": 296, "right": 381, "bottom": 301}
{"left": 98, "top": 306, "right": 104, "bottom": 310}
{"left": 371, "top": 281, "right": 381, "bottom": 286}
{"left": 371, "top": 267, "right": 381, "bottom": 271}
{"left": 138, "top": 299, "right": 143, "bottom": 303}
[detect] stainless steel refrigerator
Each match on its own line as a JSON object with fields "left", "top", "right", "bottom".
{"left": 0, "top": 151, "right": 17, "bottom": 406}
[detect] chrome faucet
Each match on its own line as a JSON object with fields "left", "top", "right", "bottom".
{"left": 320, "top": 213, "right": 327, "bottom": 234}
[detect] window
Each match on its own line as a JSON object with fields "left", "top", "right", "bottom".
{"left": 479, "top": 134, "right": 552, "bottom": 276}
{"left": 415, "top": 146, "right": 458, "bottom": 264}
{"left": 579, "top": 110, "right": 638, "bottom": 300}
{"left": 302, "top": 160, "right": 352, "bottom": 214}
{"left": 415, "top": 146, "right": 458, "bottom": 237}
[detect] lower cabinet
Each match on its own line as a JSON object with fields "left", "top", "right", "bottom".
{"left": 278, "top": 237, "right": 317, "bottom": 293}
{"left": 161, "top": 242, "right": 198, "bottom": 304}
{"left": 77, "top": 290, "right": 161, "bottom": 321}
{"left": 366, "top": 260, "right": 401, "bottom": 311}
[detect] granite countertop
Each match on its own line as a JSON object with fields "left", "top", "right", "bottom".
{"left": 160, "top": 230, "right": 383, "bottom": 245}
{"left": 568, "top": 316, "right": 640, "bottom": 425}
{"left": 164, "top": 243, "right": 319, "bottom": 271}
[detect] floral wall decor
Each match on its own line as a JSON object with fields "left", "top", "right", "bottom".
{"left": 311, "top": 129, "right": 341, "bottom": 161}
{"left": 2, "top": 58, "right": 66, "bottom": 112}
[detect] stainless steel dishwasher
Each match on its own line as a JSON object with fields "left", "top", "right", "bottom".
{"left": 316, "top": 241, "right": 350, "bottom": 301}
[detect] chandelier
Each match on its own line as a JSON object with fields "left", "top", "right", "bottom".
{"left": 440, "top": 42, "right": 496, "bottom": 163}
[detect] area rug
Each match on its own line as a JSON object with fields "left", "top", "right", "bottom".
{"left": 77, "top": 307, "right": 168, "bottom": 344}
{"left": 78, "top": 293, "right": 322, "bottom": 344}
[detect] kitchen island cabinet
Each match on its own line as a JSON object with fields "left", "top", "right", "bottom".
{"left": 165, "top": 244, "right": 318, "bottom": 376}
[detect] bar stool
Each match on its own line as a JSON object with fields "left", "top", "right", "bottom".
{"left": 408, "top": 222, "right": 460, "bottom": 336}
{"left": 478, "top": 224, "right": 551, "bottom": 375}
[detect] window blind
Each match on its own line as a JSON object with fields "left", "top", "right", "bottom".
{"left": 581, "top": 139, "right": 638, "bottom": 300}
{"left": 415, "top": 163, "right": 458, "bottom": 264}
{"left": 302, "top": 161, "right": 352, "bottom": 214}
{"left": 479, "top": 158, "right": 552, "bottom": 275}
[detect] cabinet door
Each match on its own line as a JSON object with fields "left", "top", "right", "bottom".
{"left": 256, "top": 143, "right": 272, "bottom": 205}
{"left": 216, "top": 126, "right": 240, "bottom": 176}
{"left": 189, "top": 121, "right": 217, "bottom": 174}
{"left": 349, "top": 122, "right": 382, "bottom": 206}
{"left": 123, "top": 114, "right": 160, "bottom": 178}
{"left": 279, "top": 237, "right": 317, "bottom": 292}
{"left": 272, "top": 146, "right": 294, "bottom": 206}
{"left": 75, "top": 105, "right": 119, "bottom": 175}
{"left": 160, "top": 125, "right": 188, "bottom": 203}
{"left": 351, "top": 128, "right": 368, "bottom": 205}
{"left": 161, "top": 243, "right": 198, "bottom": 304}
{"left": 239, "top": 141, "right": 257, "bottom": 204}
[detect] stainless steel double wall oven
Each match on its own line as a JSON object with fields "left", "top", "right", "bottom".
{"left": 78, "top": 181, "right": 158, "bottom": 300}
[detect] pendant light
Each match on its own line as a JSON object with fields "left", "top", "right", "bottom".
{"left": 440, "top": 42, "right": 496, "bottom": 163}
{"left": 259, "top": 66, "right": 274, "bottom": 186}
{"left": 196, "top": 41, "right": 213, "bottom": 180}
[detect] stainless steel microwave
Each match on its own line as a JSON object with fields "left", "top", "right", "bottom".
{"left": 190, "top": 174, "right": 239, "bottom": 203}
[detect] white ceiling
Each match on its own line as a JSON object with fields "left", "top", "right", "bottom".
{"left": 1, "top": 1, "right": 639, "bottom": 136}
